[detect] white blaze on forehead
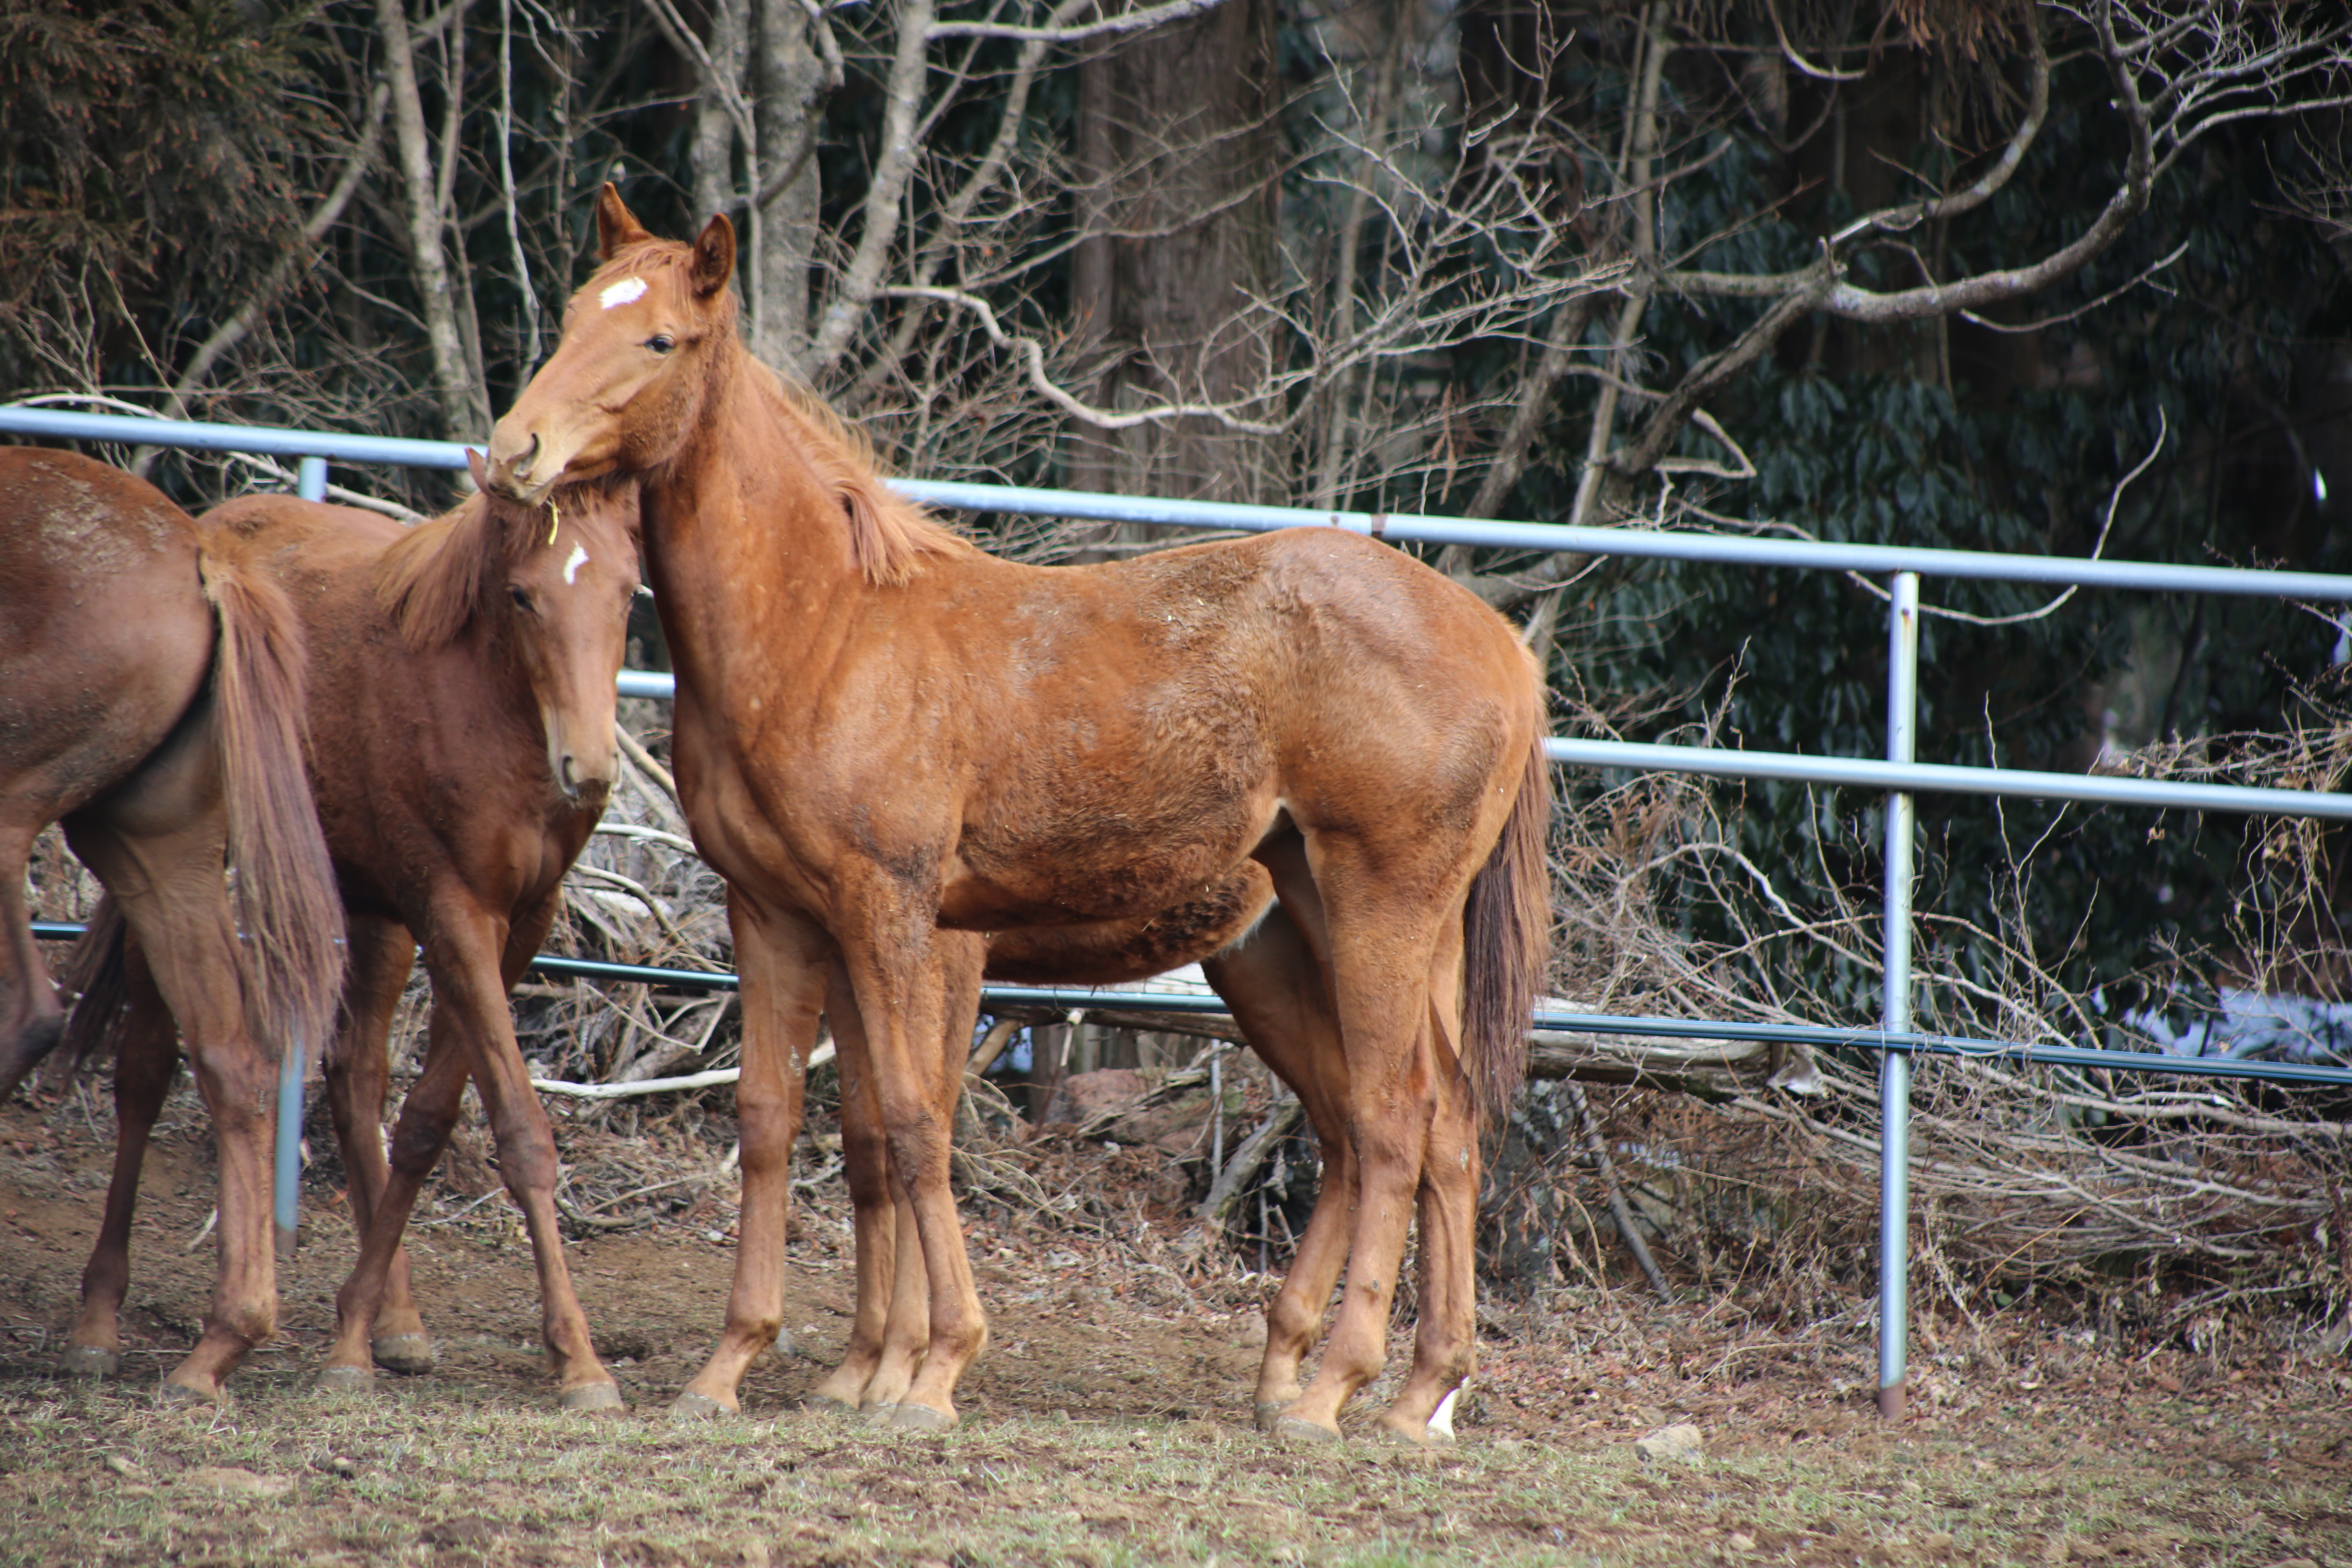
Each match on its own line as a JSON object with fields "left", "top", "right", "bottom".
{"left": 599, "top": 276, "right": 648, "bottom": 310}
{"left": 564, "top": 543, "right": 590, "bottom": 585}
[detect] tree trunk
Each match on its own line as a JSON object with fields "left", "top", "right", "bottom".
{"left": 686, "top": 0, "right": 824, "bottom": 372}
{"left": 376, "top": 0, "right": 490, "bottom": 441}
{"left": 1064, "top": 0, "right": 1279, "bottom": 508}
{"left": 751, "top": 0, "right": 823, "bottom": 368}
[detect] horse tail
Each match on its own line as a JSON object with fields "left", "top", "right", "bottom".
{"left": 57, "top": 897, "right": 131, "bottom": 1077}
{"left": 1460, "top": 711, "right": 1552, "bottom": 1125}
{"left": 198, "top": 537, "right": 346, "bottom": 1068}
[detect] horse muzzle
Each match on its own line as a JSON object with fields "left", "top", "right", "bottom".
{"left": 484, "top": 425, "right": 556, "bottom": 504}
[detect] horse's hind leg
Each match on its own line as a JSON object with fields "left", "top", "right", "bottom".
{"left": 0, "top": 823, "right": 66, "bottom": 1103}
{"left": 62, "top": 936, "right": 177, "bottom": 1379}
{"left": 1376, "top": 924, "right": 1478, "bottom": 1445}
{"left": 66, "top": 810, "right": 279, "bottom": 1402}
{"left": 320, "top": 1000, "right": 469, "bottom": 1391}
{"left": 1202, "top": 895, "right": 1360, "bottom": 1432}
{"left": 1261, "top": 855, "right": 1460, "bottom": 1444}
{"left": 322, "top": 914, "right": 435, "bottom": 1374}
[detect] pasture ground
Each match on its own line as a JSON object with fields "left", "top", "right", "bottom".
{"left": 2, "top": 1089, "right": 2348, "bottom": 1567}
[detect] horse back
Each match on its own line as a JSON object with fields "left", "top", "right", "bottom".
{"left": 0, "top": 450, "right": 213, "bottom": 820}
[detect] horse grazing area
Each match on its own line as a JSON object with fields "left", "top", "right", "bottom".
{"left": 2, "top": 1090, "right": 2348, "bottom": 1567}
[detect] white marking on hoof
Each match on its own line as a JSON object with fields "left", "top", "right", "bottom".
{"left": 599, "top": 277, "right": 648, "bottom": 310}
{"left": 564, "top": 543, "right": 589, "bottom": 584}
{"left": 1428, "top": 1386, "right": 1459, "bottom": 1443}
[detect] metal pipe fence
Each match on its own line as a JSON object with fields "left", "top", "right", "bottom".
{"left": 12, "top": 402, "right": 2352, "bottom": 1420}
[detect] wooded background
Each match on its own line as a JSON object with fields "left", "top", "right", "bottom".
{"left": 6, "top": 0, "right": 2351, "bottom": 1038}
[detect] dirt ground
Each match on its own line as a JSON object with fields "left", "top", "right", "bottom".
{"left": 3, "top": 1084, "right": 2350, "bottom": 1567}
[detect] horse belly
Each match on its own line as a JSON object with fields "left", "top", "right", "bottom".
{"left": 939, "top": 795, "right": 1274, "bottom": 931}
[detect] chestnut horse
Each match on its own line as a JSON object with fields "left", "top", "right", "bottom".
{"left": 486, "top": 187, "right": 1550, "bottom": 1444}
{"left": 53, "top": 458, "right": 642, "bottom": 1410}
{"left": 0, "top": 448, "right": 344, "bottom": 1401}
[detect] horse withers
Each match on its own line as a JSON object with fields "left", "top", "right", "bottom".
{"left": 0, "top": 447, "right": 344, "bottom": 1402}
{"left": 57, "top": 454, "right": 644, "bottom": 1411}
{"left": 484, "top": 187, "right": 1551, "bottom": 1445}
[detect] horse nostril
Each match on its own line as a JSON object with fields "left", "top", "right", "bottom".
{"left": 516, "top": 432, "right": 542, "bottom": 478}
{"left": 559, "top": 754, "right": 581, "bottom": 798}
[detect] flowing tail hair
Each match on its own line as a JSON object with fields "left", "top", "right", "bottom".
{"left": 197, "top": 535, "right": 345, "bottom": 1068}
{"left": 1459, "top": 702, "right": 1553, "bottom": 1125}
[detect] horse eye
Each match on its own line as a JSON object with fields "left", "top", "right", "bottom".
{"left": 508, "top": 584, "right": 535, "bottom": 612}
{"left": 646, "top": 334, "right": 675, "bottom": 354}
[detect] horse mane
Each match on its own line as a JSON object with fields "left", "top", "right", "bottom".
{"left": 748, "top": 362, "right": 974, "bottom": 588}
{"left": 374, "top": 490, "right": 530, "bottom": 651}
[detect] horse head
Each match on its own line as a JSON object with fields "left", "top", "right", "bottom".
{"left": 486, "top": 185, "right": 735, "bottom": 506}
{"left": 379, "top": 452, "right": 643, "bottom": 803}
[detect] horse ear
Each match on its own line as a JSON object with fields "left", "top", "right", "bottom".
{"left": 464, "top": 448, "right": 489, "bottom": 493}
{"left": 690, "top": 213, "right": 736, "bottom": 300}
{"left": 597, "top": 183, "right": 653, "bottom": 260}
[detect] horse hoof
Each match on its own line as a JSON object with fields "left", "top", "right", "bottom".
{"left": 802, "top": 1394, "right": 859, "bottom": 1415}
{"left": 58, "top": 1344, "right": 120, "bottom": 1380}
{"left": 1271, "top": 1414, "right": 1341, "bottom": 1447}
{"left": 371, "top": 1334, "right": 436, "bottom": 1376}
{"left": 1372, "top": 1421, "right": 1438, "bottom": 1450}
{"left": 887, "top": 1403, "right": 956, "bottom": 1432}
{"left": 561, "top": 1381, "right": 626, "bottom": 1416}
{"left": 1252, "top": 1401, "right": 1287, "bottom": 1435}
{"left": 315, "top": 1364, "right": 375, "bottom": 1396}
{"left": 670, "top": 1391, "right": 733, "bottom": 1423}
{"left": 159, "top": 1379, "right": 218, "bottom": 1407}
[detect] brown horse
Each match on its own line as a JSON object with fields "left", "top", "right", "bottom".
{"left": 485, "top": 187, "right": 1550, "bottom": 1443}
{"left": 0, "top": 447, "right": 344, "bottom": 1401}
{"left": 54, "top": 456, "right": 642, "bottom": 1411}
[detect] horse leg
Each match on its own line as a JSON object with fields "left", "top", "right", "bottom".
{"left": 805, "top": 968, "right": 898, "bottom": 1410}
{"left": 673, "top": 894, "right": 829, "bottom": 1419}
{"left": 441, "top": 897, "right": 621, "bottom": 1409}
{"left": 321, "top": 914, "right": 435, "bottom": 1375}
{"left": 318, "top": 1008, "right": 469, "bottom": 1390}
{"left": 1376, "top": 920, "right": 1479, "bottom": 1446}
{"left": 1202, "top": 893, "right": 1360, "bottom": 1432}
{"left": 65, "top": 813, "right": 278, "bottom": 1402}
{"left": 62, "top": 937, "right": 176, "bottom": 1379}
{"left": 862, "top": 936, "right": 976, "bottom": 1412}
{"left": 1263, "top": 856, "right": 1451, "bottom": 1444}
{"left": 808, "top": 958, "right": 931, "bottom": 1412}
{"left": 0, "top": 822, "right": 65, "bottom": 1102}
{"left": 835, "top": 895, "right": 984, "bottom": 1431}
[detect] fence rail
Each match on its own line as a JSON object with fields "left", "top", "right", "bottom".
{"left": 11, "top": 400, "right": 2352, "bottom": 1422}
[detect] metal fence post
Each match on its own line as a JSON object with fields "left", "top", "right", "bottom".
{"left": 275, "top": 455, "right": 327, "bottom": 1265}
{"left": 1878, "top": 571, "right": 1920, "bottom": 1420}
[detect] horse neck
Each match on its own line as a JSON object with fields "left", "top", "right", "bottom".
{"left": 638, "top": 349, "right": 867, "bottom": 679}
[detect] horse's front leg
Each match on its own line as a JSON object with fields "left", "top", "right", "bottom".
{"left": 805, "top": 958, "right": 928, "bottom": 1413}
{"left": 672, "top": 894, "right": 831, "bottom": 1420}
{"left": 836, "top": 895, "right": 987, "bottom": 1431}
